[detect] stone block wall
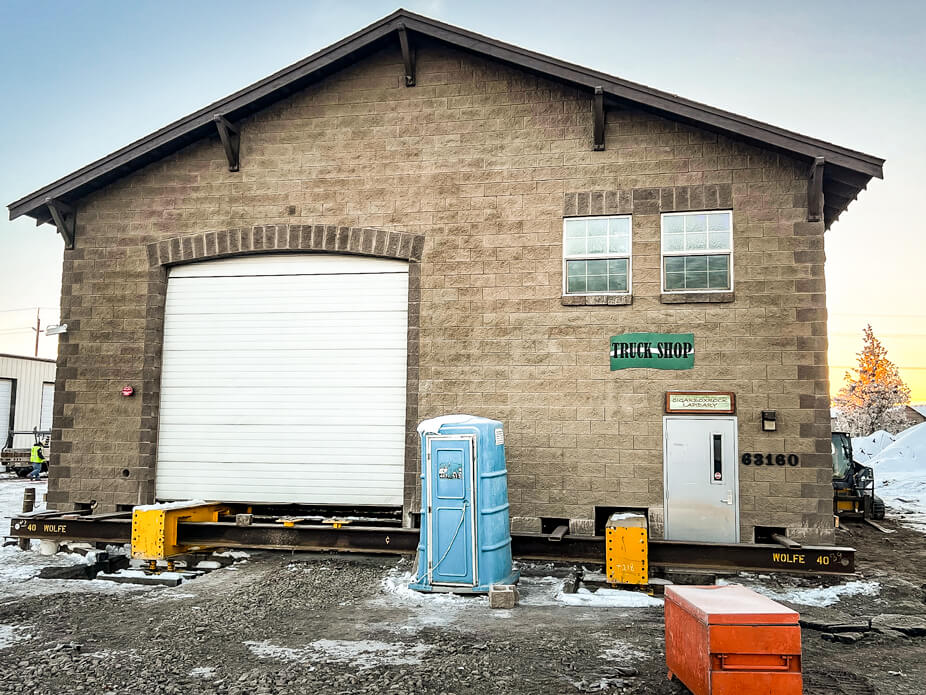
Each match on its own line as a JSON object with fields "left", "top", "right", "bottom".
{"left": 47, "top": 37, "right": 833, "bottom": 542}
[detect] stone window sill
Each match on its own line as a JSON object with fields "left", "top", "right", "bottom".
{"left": 660, "top": 291, "right": 734, "bottom": 304}
{"left": 562, "top": 294, "right": 633, "bottom": 306}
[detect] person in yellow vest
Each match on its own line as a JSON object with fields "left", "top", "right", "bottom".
{"left": 28, "top": 439, "right": 47, "bottom": 480}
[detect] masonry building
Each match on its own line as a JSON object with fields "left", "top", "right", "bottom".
{"left": 7, "top": 10, "right": 884, "bottom": 545}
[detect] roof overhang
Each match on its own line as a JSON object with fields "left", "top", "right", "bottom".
{"left": 8, "top": 8, "right": 884, "bottom": 232}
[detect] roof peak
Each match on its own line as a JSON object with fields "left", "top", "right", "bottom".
{"left": 8, "top": 9, "right": 883, "bottom": 232}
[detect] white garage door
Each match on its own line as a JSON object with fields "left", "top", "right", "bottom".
{"left": 155, "top": 254, "right": 409, "bottom": 506}
{"left": 0, "top": 379, "right": 11, "bottom": 448}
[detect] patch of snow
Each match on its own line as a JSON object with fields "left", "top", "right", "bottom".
{"left": 214, "top": 550, "right": 250, "bottom": 560}
{"left": 132, "top": 500, "right": 208, "bottom": 512}
{"left": 246, "top": 638, "right": 430, "bottom": 669}
{"left": 555, "top": 587, "right": 663, "bottom": 608}
{"left": 189, "top": 666, "right": 216, "bottom": 678}
{"left": 608, "top": 512, "right": 645, "bottom": 522}
{"left": 378, "top": 569, "right": 473, "bottom": 607}
{"left": 719, "top": 578, "right": 880, "bottom": 607}
{"left": 0, "top": 624, "right": 28, "bottom": 649}
{"left": 599, "top": 641, "right": 647, "bottom": 663}
{"left": 416, "top": 414, "right": 487, "bottom": 435}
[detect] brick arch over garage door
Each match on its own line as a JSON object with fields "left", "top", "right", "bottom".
{"left": 140, "top": 224, "right": 425, "bottom": 516}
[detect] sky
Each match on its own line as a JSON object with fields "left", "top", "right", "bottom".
{"left": 1, "top": 0, "right": 924, "bottom": 400}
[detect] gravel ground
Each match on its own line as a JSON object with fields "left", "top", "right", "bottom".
{"left": 0, "top": 484, "right": 923, "bottom": 694}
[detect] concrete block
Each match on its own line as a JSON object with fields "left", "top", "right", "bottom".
{"left": 510, "top": 516, "right": 541, "bottom": 533}
{"left": 568, "top": 518, "right": 596, "bottom": 536}
{"left": 489, "top": 584, "right": 519, "bottom": 609}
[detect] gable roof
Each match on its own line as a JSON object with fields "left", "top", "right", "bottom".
{"left": 8, "top": 8, "right": 884, "bottom": 231}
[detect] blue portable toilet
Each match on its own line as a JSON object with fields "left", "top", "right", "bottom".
{"left": 409, "top": 415, "right": 519, "bottom": 593}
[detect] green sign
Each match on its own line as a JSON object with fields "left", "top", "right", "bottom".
{"left": 609, "top": 333, "right": 694, "bottom": 371}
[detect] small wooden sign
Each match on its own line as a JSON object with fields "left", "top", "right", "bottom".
{"left": 665, "top": 391, "right": 735, "bottom": 414}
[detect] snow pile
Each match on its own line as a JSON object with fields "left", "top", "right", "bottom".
{"left": 866, "top": 421, "right": 926, "bottom": 527}
{"left": 245, "top": 639, "right": 431, "bottom": 668}
{"left": 721, "top": 579, "right": 880, "bottom": 607}
{"left": 851, "top": 430, "right": 895, "bottom": 462}
{"left": 378, "top": 569, "right": 473, "bottom": 607}
{"left": 189, "top": 667, "right": 217, "bottom": 678}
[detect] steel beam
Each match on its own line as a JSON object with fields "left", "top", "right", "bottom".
{"left": 7, "top": 514, "right": 855, "bottom": 575}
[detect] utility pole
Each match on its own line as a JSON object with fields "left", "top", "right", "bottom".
{"left": 33, "top": 308, "right": 40, "bottom": 357}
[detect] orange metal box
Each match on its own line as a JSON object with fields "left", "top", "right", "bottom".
{"left": 665, "top": 585, "right": 802, "bottom": 695}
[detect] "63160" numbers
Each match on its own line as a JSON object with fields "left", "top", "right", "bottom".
{"left": 741, "top": 453, "right": 799, "bottom": 466}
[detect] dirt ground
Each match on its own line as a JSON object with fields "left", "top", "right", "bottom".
{"left": 0, "top": 487, "right": 924, "bottom": 694}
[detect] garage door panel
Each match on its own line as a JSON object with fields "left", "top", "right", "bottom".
{"left": 155, "top": 255, "right": 408, "bottom": 506}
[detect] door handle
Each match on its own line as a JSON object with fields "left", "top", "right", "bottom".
{"left": 720, "top": 491, "right": 733, "bottom": 505}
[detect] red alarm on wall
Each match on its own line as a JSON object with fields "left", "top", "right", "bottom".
{"left": 121, "top": 385, "right": 134, "bottom": 397}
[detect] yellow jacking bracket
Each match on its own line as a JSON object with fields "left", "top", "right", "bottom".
{"left": 605, "top": 513, "right": 649, "bottom": 585}
{"left": 131, "top": 503, "right": 231, "bottom": 561}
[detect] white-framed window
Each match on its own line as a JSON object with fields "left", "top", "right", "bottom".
{"left": 661, "top": 211, "right": 733, "bottom": 292}
{"left": 563, "top": 215, "right": 632, "bottom": 295}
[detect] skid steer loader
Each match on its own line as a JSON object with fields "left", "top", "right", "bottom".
{"left": 832, "top": 431, "right": 885, "bottom": 520}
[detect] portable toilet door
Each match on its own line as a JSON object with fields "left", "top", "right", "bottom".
{"left": 425, "top": 434, "right": 478, "bottom": 587}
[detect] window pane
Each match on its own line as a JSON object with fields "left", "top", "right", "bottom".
{"left": 664, "top": 233, "right": 684, "bottom": 252}
{"left": 686, "top": 232, "right": 707, "bottom": 251}
{"left": 609, "top": 273, "right": 628, "bottom": 292}
{"left": 608, "top": 259, "right": 628, "bottom": 275}
{"left": 665, "top": 272, "right": 685, "bottom": 290}
{"left": 587, "top": 219, "right": 608, "bottom": 237}
{"left": 609, "top": 217, "right": 630, "bottom": 236}
{"left": 708, "top": 213, "right": 730, "bottom": 232}
{"left": 567, "top": 275, "right": 586, "bottom": 293}
{"left": 708, "top": 271, "right": 729, "bottom": 289}
{"left": 586, "top": 259, "right": 608, "bottom": 275}
{"left": 707, "top": 255, "right": 728, "bottom": 272}
{"left": 587, "top": 235, "right": 607, "bottom": 254}
{"left": 587, "top": 274, "right": 608, "bottom": 292}
{"left": 686, "top": 256, "right": 708, "bottom": 272}
{"left": 708, "top": 231, "right": 730, "bottom": 250}
{"left": 565, "top": 237, "right": 586, "bottom": 255}
{"left": 564, "top": 219, "right": 586, "bottom": 238}
{"left": 664, "top": 215, "right": 684, "bottom": 234}
{"left": 664, "top": 256, "right": 685, "bottom": 274}
{"left": 686, "top": 271, "right": 708, "bottom": 289}
{"left": 686, "top": 214, "right": 707, "bottom": 233}
{"left": 609, "top": 230, "right": 630, "bottom": 254}
{"left": 567, "top": 260, "right": 586, "bottom": 277}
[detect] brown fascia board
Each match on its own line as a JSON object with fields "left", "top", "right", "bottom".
{"left": 8, "top": 8, "right": 884, "bottom": 223}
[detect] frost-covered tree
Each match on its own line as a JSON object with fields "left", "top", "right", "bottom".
{"left": 832, "top": 325, "right": 911, "bottom": 436}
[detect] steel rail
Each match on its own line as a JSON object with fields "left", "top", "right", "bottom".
{"left": 7, "top": 515, "right": 855, "bottom": 575}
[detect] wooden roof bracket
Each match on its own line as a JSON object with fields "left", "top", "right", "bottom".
{"left": 214, "top": 114, "right": 240, "bottom": 172}
{"left": 45, "top": 197, "right": 75, "bottom": 250}
{"left": 593, "top": 86, "right": 605, "bottom": 151}
{"left": 398, "top": 24, "right": 415, "bottom": 86}
{"left": 808, "top": 156, "right": 825, "bottom": 223}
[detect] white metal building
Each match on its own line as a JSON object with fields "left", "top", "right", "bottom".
{"left": 0, "top": 354, "right": 56, "bottom": 449}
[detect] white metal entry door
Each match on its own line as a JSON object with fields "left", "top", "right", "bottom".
{"left": 663, "top": 416, "right": 738, "bottom": 543}
{"left": 156, "top": 254, "right": 409, "bottom": 506}
{"left": 0, "top": 379, "right": 11, "bottom": 448}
